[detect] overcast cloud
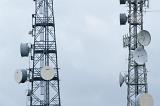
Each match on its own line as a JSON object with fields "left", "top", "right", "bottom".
{"left": 0, "top": 0, "right": 159, "bottom": 106}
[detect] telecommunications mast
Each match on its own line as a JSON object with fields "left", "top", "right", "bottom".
{"left": 15, "top": 0, "right": 61, "bottom": 106}
{"left": 119, "top": 0, "right": 153, "bottom": 106}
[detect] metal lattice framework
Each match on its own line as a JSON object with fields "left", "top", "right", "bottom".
{"left": 120, "top": 0, "right": 149, "bottom": 106}
{"left": 28, "top": 0, "right": 61, "bottom": 105}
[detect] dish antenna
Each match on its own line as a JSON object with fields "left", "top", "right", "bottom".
{"left": 136, "top": 93, "right": 154, "bottom": 106}
{"left": 120, "top": 13, "right": 127, "bottom": 25}
{"left": 20, "top": 43, "right": 30, "bottom": 57}
{"left": 15, "top": 69, "right": 27, "bottom": 83}
{"left": 119, "top": 72, "right": 126, "bottom": 87}
{"left": 138, "top": 30, "right": 151, "bottom": 46}
{"left": 133, "top": 47, "right": 148, "bottom": 65}
{"left": 41, "top": 66, "right": 55, "bottom": 80}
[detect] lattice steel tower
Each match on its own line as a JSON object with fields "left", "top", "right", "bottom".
{"left": 119, "top": 0, "right": 152, "bottom": 106}
{"left": 15, "top": 0, "right": 61, "bottom": 106}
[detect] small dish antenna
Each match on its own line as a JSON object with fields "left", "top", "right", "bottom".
{"left": 136, "top": 93, "right": 154, "bottom": 106}
{"left": 20, "top": 43, "right": 30, "bottom": 57}
{"left": 119, "top": 72, "right": 125, "bottom": 87}
{"left": 15, "top": 69, "right": 27, "bottom": 83}
{"left": 138, "top": 30, "right": 151, "bottom": 46}
{"left": 120, "top": 13, "right": 127, "bottom": 25}
{"left": 41, "top": 66, "right": 55, "bottom": 80}
{"left": 133, "top": 47, "right": 148, "bottom": 65}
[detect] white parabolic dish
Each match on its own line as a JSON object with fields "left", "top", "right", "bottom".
{"left": 41, "top": 66, "right": 55, "bottom": 80}
{"left": 138, "top": 30, "right": 151, "bottom": 46}
{"left": 136, "top": 93, "right": 154, "bottom": 106}
{"left": 15, "top": 69, "right": 27, "bottom": 83}
{"left": 133, "top": 47, "right": 148, "bottom": 65}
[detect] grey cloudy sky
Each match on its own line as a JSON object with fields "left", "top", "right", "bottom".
{"left": 0, "top": 0, "right": 159, "bottom": 106}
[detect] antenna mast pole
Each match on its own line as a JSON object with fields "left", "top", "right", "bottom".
{"left": 16, "top": 0, "right": 61, "bottom": 106}
{"left": 127, "top": 1, "right": 146, "bottom": 105}
{"left": 120, "top": 0, "right": 150, "bottom": 106}
{"left": 30, "top": 0, "right": 61, "bottom": 105}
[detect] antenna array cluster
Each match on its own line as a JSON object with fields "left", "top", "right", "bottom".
{"left": 119, "top": 0, "right": 153, "bottom": 106}
{"left": 15, "top": 0, "right": 61, "bottom": 106}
